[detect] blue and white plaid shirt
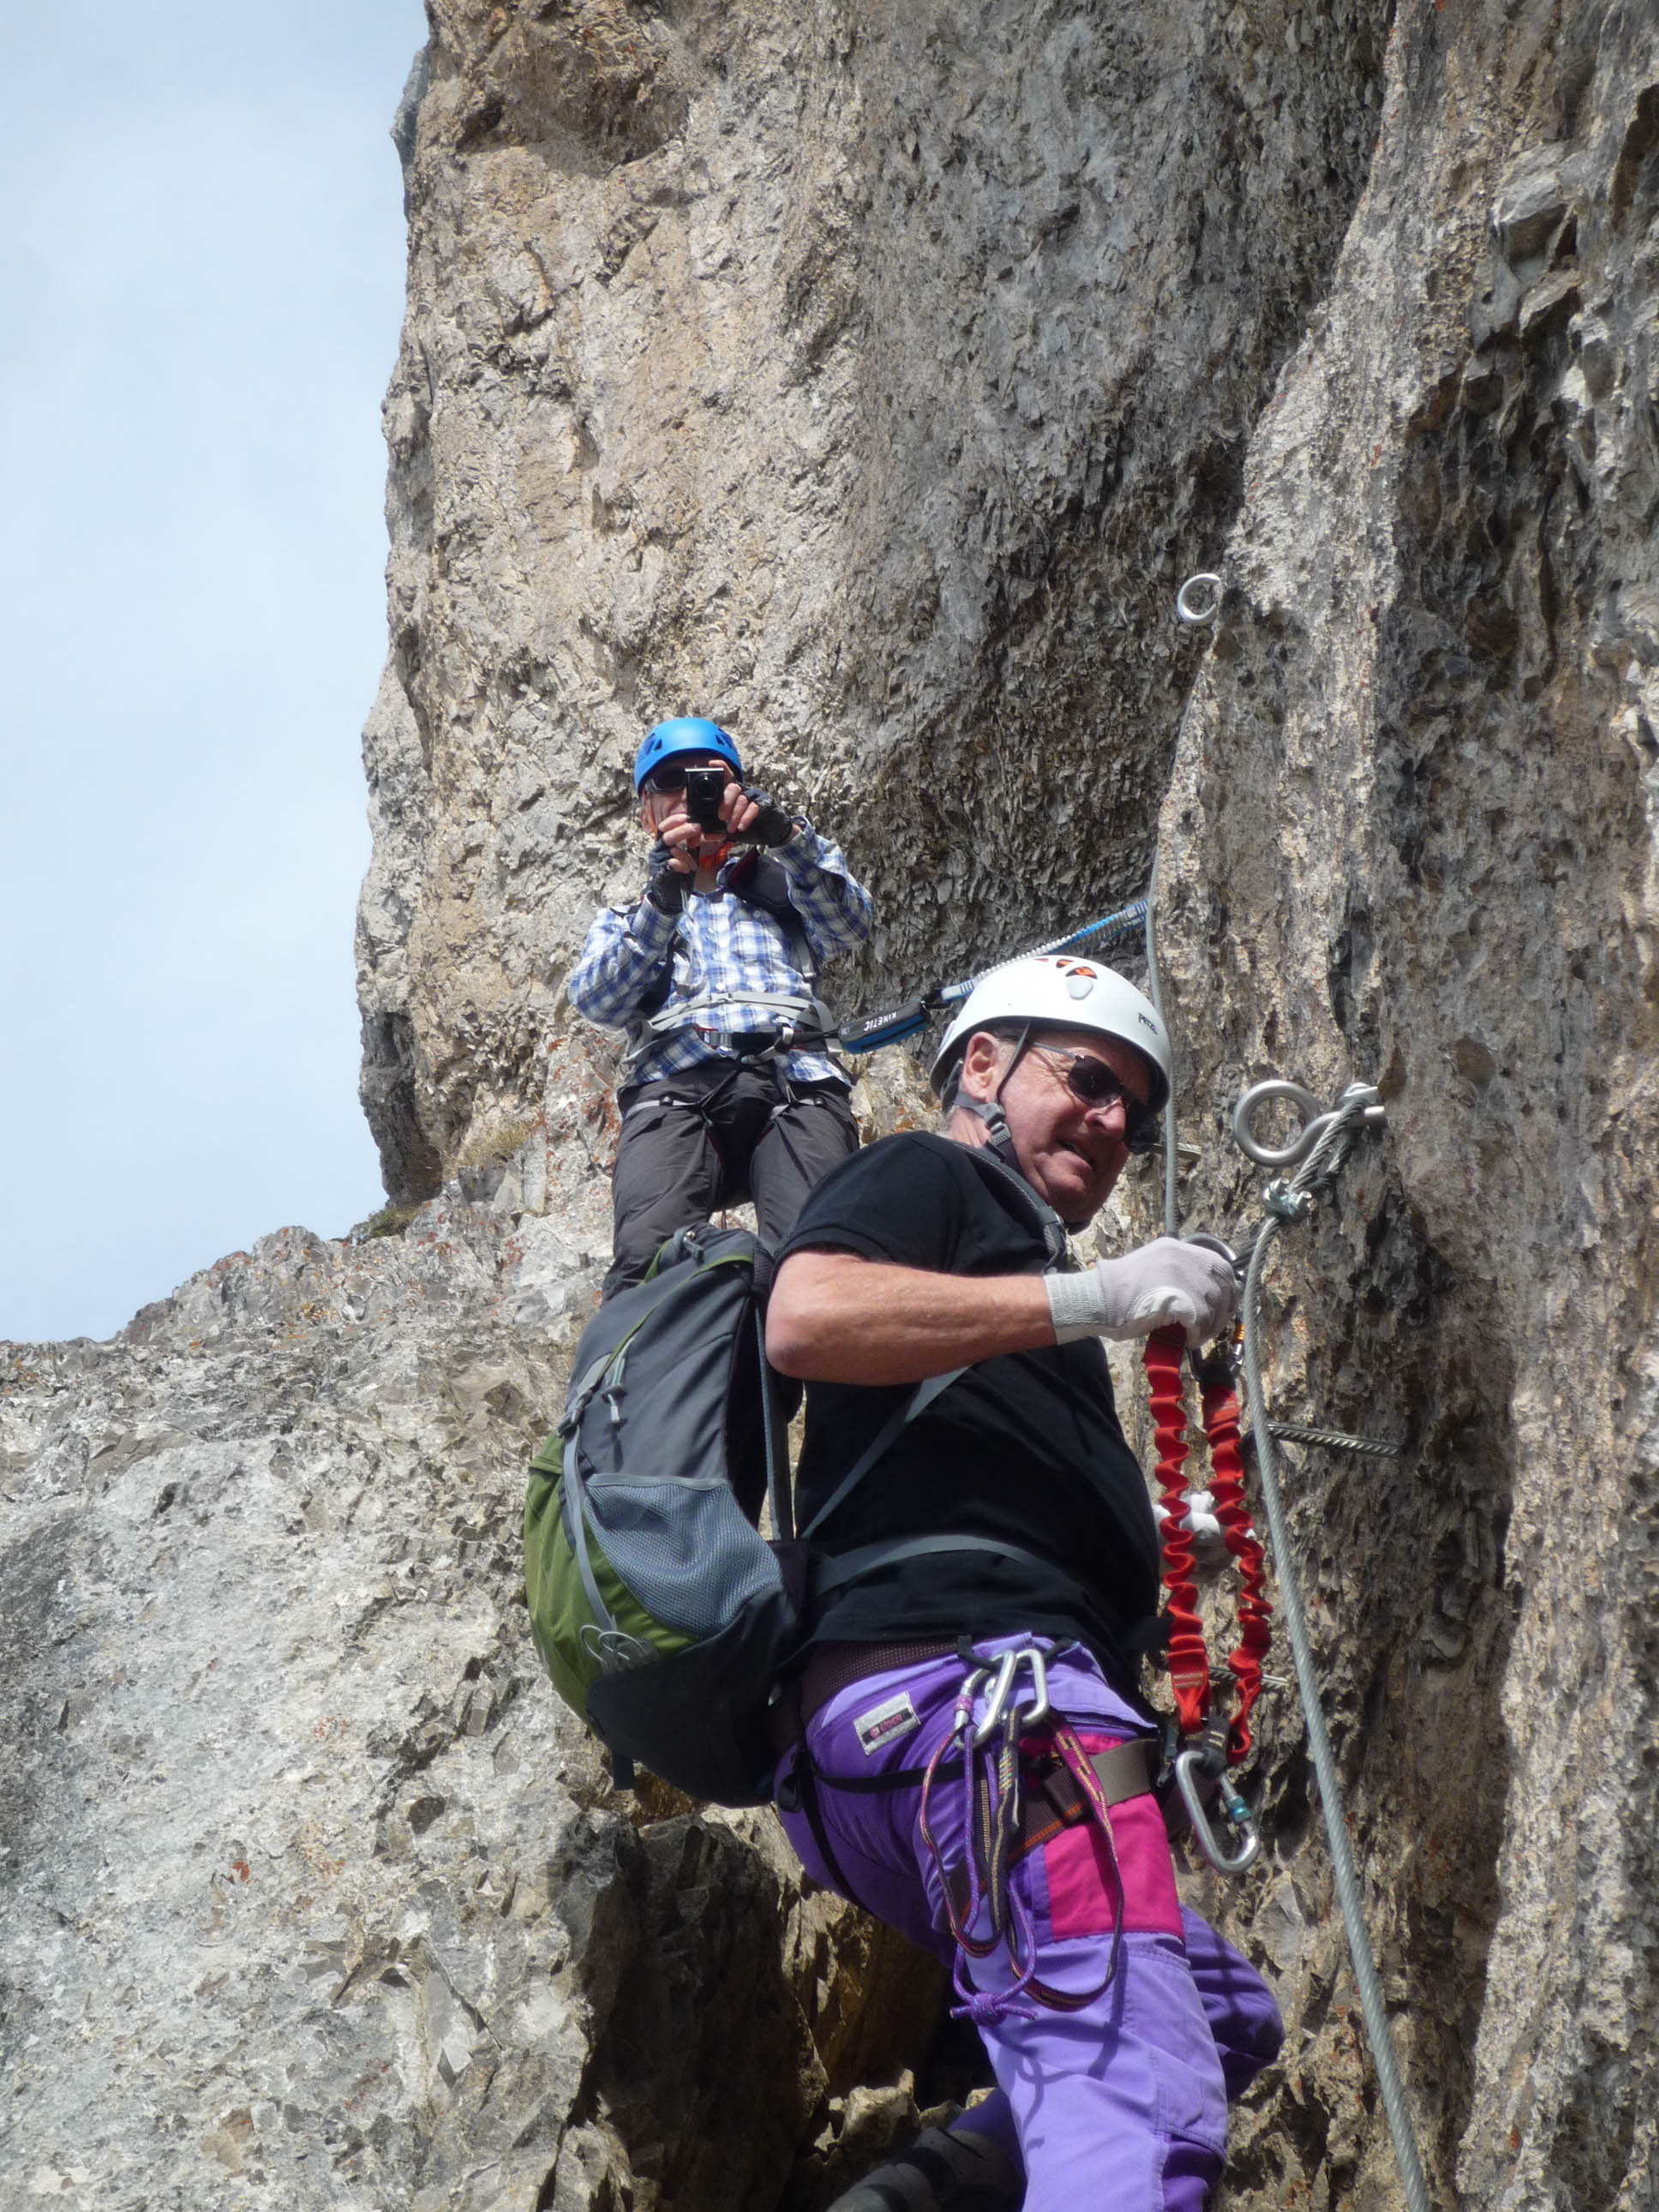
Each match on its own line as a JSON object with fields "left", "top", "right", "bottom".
{"left": 567, "top": 823, "right": 872, "bottom": 1093}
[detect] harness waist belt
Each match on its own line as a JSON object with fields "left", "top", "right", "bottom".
{"left": 939, "top": 1736, "right": 1156, "bottom": 1926}
{"left": 648, "top": 991, "right": 827, "bottom": 1034}
{"left": 796, "top": 1639, "right": 960, "bottom": 1728}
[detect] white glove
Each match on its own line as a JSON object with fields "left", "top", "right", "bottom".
{"left": 1045, "top": 1238, "right": 1238, "bottom": 1347}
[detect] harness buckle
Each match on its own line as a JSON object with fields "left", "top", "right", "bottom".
{"left": 1174, "top": 1747, "right": 1261, "bottom": 1875}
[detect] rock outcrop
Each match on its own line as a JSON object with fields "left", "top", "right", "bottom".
{"left": 1150, "top": 8, "right": 1659, "bottom": 2205}
{"left": 0, "top": 1181, "right": 938, "bottom": 2211}
{"left": 7, "top": 1, "right": 1659, "bottom": 2206}
{"left": 357, "top": 0, "right": 1391, "bottom": 1196}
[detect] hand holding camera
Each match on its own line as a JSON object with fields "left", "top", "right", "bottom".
{"left": 644, "top": 767, "right": 795, "bottom": 894}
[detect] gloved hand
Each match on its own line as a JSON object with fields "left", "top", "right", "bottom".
{"left": 644, "top": 838, "right": 690, "bottom": 914}
{"left": 740, "top": 787, "right": 796, "bottom": 847}
{"left": 1045, "top": 1238, "right": 1238, "bottom": 1347}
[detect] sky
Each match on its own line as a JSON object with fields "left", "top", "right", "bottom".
{"left": 0, "top": 1, "right": 427, "bottom": 1343}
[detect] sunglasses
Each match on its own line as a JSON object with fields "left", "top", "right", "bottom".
{"left": 642, "top": 759, "right": 727, "bottom": 796}
{"left": 1027, "top": 1046, "right": 1161, "bottom": 1154}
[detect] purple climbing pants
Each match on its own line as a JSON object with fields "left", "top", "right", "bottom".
{"left": 775, "top": 1637, "right": 1282, "bottom": 2212}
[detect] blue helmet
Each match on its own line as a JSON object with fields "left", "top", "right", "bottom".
{"left": 632, "top": 716, "right": 741, "bottom": 794}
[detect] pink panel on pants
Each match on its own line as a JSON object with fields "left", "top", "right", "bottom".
{"left": 1039, "top": 1730, "right": 1183, "bottom": 1939}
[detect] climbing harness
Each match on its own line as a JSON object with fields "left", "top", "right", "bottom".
{"left": 633, "top": 987, "right": 838, "bottom": 1064}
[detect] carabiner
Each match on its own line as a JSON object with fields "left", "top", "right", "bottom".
{"left": 1174, "top": 1748, "right": 1261, "bottom": 1875}
{"left": 972, "top": 1645, "right": 1051, "bottom": 1746}
{"left": 1183, "top": 1231, "right": 1242, "bottom": 1280}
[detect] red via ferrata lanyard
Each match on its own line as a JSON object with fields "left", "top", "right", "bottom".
{"left": 1142, "top": 1324, "right": 1273, "bottom": 1764}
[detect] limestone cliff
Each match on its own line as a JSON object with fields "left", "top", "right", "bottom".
{"left": 5, "top": 2, "right": 1659, "bottom": 2208}
{"left": 0, "top": 1192, "right": 937, "bottom": 2210}
{"left": 356, "top": 0, "right": 1389, "bottom": 1196}
{"left": 1151, "top": 7, "right": 1659, "bottom": 2204}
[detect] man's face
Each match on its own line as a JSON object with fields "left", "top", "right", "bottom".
{"left": 958, "top": 1025, "right": 1153, "bottom": 1222}
{"left": 638, "top": 754, "right": 736, "bottom": 837}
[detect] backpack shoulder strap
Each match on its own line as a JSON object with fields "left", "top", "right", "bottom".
{"left": 637, "top": 909, "right": 682, "bottom": 1018}
{"left": 957, "top": 1145, "right": 1071, "bottom": 1269}
{"left": 796, "top": 1365, "right": 967, "bottom": 1543}
{"left": 728, "top": 850, "right": 818, "bottom": 981}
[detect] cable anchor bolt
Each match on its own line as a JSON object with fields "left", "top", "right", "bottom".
{"left": 1232, "top": 1077, "right": 1386, "bottom": 1172}
{"left": 1176, "top": 572, "right": 1224, "bottom": 626}
{"left": 1263, "top": 1177, "right": 1316, "bottom": 1220}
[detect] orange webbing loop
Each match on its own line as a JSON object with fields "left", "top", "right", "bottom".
{"left": 1142, "top": 1325, "right": 1273, "bottom": 1763}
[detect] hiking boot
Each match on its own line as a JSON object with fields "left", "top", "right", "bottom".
{"left": 824, "top": 2125, "right": 1021, "bottom": 2212}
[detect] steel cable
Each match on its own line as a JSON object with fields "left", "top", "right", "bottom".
{"left": 1240, "top": 1181, "right": 1434, "bottom": 2212}
{"left": 1142, "top": 860, "right": 1180, "bottom": 1237}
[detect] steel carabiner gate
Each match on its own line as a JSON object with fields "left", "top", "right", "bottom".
{"left": 1174, "top": 1748, "right": 1261, "bottom": 1876}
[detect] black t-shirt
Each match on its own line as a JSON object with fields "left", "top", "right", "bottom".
{"left": 776, "top": 1130, "right": 1161, "bottom": 1691}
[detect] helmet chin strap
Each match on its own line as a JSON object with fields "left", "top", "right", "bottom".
{"left": 961, "top": 1022, "right": 1039, "bottom": 1173}
{"left": 955, "top": 1092, "right": 1017, "bottom": 1163}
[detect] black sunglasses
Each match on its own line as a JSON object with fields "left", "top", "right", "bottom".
{"left": 642, "top": 758, "right": 727, "bottom": 796}
{"left": 1027, "top": 1046, "right": 1161, "bottom": 1154}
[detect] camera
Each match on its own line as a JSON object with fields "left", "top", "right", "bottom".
{"left": 685, "top": 766, "right": 728, "bottom": 833}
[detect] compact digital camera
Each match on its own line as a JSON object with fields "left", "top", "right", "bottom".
{"left": 685, "top": 765, "right": 728, "bottom": 833}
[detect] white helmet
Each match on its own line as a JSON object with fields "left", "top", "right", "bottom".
{"left": 930, "top": 954, "right": 1171, "bottom": 1114}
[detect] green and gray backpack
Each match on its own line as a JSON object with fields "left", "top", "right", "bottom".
{"left": 523, "top": 1222, "right": 977, "bottom": 1805}
{"left": 524, "top": 1225, "right": 796, "bottom": 1804}
{"left": 524, "top": 1156, "right": 1073, "bottom": 1807}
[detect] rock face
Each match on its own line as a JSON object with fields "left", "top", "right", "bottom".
{"left": 357, "top": 0, "right": 1392, "bottom": 1197}
{"left": 1148, "top": 5, "right": 1659, "bottom": 2207}
{"left": 9, "top": 1, "right": 1659, "bottom": 2207}
{"left": 0, "top": 1182, "right": 938, "bottom": 2211}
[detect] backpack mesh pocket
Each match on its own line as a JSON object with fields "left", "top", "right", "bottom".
{"left": 570, "top": 1470, "right": 781, "bottom": 1639}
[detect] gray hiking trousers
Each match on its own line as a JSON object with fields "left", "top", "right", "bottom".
{"left": 603, "top": 1058, "right": 859, "bottom": 1300}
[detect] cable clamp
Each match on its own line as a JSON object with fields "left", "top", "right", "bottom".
{"left": 1263, "top": 1178, "right": 1315, "bottom": 1220}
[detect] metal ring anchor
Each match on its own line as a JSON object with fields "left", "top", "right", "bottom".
{"left": 1176, "top": 572, "right": 1224, "bottom": 626}
{"left": 1233, "top": 1079, "right": 1386, "bottom": 1172}
{"left": 1232, "top": 1080, "right": 1330, "bottom": 1168}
